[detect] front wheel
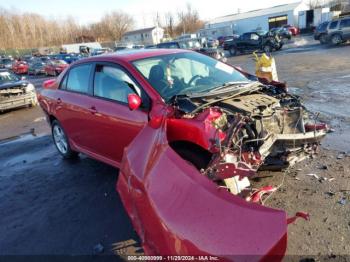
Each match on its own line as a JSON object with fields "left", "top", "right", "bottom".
{"left": 229, "top": 47, "right": 238, "bottom": 56}
{"left": 52, "top": 120, "right": 78, "bottom": 159}
{"left": 263, "top": 45, "right": 272, "bottom": 54}
{"left": 319, "top": 34, "right": 327, "bottom": 44}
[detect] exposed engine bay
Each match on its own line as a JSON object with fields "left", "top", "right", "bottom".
{"left": 170, "top": 81, "right": 328, "bottom": 200}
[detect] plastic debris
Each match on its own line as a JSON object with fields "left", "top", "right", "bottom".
{"left": 246, "top": 186, "right": 277, "bottom": 204}
{"left": 338, "top": 198, "right": 346, "bottom": 205}
{"left": 287, "top": 212, "right": 310, "bottom": 224}
{"left": 306, "top": 173, "right": 319, "bottom": 179}
{"left": 337, "top": 154, "right": 345, "bottom": 160}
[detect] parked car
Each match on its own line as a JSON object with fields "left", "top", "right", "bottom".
{"left": 0, "top": 69, "right": 37, "bottom": 112}
{"left": 270, "top": 27, "right": 292, "bottom": 41}
{"left": 223, "top": 31, "right": 283, "bottom": 56}
{"left": 54, "top": 53, "right": 81, "bottom": 64}
{"left": 12, "top": 60, "right": 29, "bottom": 74}
{"left": 282, "top": 25, "right": 299, "bottom": 36}
{"left": 44, "top": 60, "right": 69, "bottom": 76}
{"left": 314, "top": 17, "right": 350, "bottom": 45}
{"left": 28, "top": 61, "right": 46, "bottom": 75}
{"left": 157, "top": 40, "right": 226, "bottom": 62}
{"left": 38, "top": 49, "right": 326, "bottom": 258}
{"left": 0, "top": 58, "right": 14, "bottom": 69}
{"left": 217, "top": 35, "right": 239, "bottom": 46}
{"left": 314, "top": 21, "right": 330, "bottom": 44}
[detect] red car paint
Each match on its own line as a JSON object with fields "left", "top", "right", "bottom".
{"left": 44, "top": 60, "right": 69, "bottom": 76}
{"left": 283, "top": 25, "right": 299, "bottom": 36}
{"left": 117, "top": 120, "right": 288, "bottom": 260}
{"left": 38, "top": 49, "right": 308, "bottom": 258}
{"left": 12, "top": 61, "right": 29, "bottom": 74}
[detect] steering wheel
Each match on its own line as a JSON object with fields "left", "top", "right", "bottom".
{"left": 188, "top": 75, "right": 204, "bottom": 86}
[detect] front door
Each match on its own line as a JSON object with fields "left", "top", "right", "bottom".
{"left": 87, "top": 63, "right": 148, "bottom": 165}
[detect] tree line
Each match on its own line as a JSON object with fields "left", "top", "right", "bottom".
{"left": 0, "top": 5, "right": 204, "bottom": 51}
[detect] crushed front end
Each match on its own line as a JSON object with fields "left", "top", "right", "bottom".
{"left": 0, "top": 83, "right": 37, "bottom": 111}
{"left": 168, "top": 81, "right": 327, "bottom": 196}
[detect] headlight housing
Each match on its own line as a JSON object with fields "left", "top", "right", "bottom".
{"left": 25, "top": 83, "right": 35, "bottom": 93}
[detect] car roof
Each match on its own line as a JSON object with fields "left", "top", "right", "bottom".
{"left": 76, "top": 48, "right": 190, "bottom": 63}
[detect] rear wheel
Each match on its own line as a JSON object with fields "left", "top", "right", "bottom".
{"left": 52, "top": 120, "right": 78, "bottom": 159}
{"left": 331, "top": 34, "right": 342, "bottom": 45}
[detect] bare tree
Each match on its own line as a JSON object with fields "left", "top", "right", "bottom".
{"left": 164, "top": 12, "right": 175, "bottom": 37}
{"left": 175, "top": 4, "right": 204, "bottom": 35}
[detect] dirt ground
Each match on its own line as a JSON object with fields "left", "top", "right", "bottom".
{"left": 0, "top": 38, "right": 350, "bottom": 260}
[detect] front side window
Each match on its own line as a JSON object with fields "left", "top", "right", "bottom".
{"left": 93, "top": 65, "right": 139, "bottom": 104}
{"left": 132, "top": 52, "right": 249, "bottom": 101}
{"left": 329, "top": 21, "right": 338, "bottom": 29}
{"left": 66, "top": 64, "right": 92, "bottom": 93}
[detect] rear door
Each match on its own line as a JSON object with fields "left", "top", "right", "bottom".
{"left": 53, "top": 63, "right": 96, "bottom": 151}
{"left": 340, "top": 18, "right": 350, "bottom": 40}
{"left": 88, "top": 62, "right": 149, "bottom": 165}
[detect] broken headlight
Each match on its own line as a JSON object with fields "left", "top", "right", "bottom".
{"left": 24, "top": 83, "right": 35, "bottom": 93}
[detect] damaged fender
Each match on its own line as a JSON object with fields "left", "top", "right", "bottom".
{"left": 117, "top": 120, "right": 297, "bottom": 260}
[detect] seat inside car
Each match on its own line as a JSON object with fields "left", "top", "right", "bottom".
{"left": 95, "top": 74, "right": 131, "bottom": 103}
{"left": 148, "top": 65, "right": 167, "bottom": 93}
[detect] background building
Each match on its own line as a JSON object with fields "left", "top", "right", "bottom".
{"left": 199, "top": 1, "right": 309, "bottom": 38}
{"left": 121, "top": 26, "right": 164, "bottom": 45}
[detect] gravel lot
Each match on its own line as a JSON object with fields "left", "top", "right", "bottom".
{"left": 1, "top": 38, "right": 350, "bottom": 260}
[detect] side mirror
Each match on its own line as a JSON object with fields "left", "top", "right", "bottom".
{"left": 128, "top": 94, "right": 141, "bottom": 111}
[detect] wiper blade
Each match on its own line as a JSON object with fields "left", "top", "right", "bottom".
{"left": 209, "top": 81, "right": 253, "bottom": 92}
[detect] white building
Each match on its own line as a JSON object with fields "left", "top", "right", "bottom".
{"left": 121, "top": 26, "right": 164, "bottom": 45}
{"left": 199, "top": 1, "right": 309, "bottom": 38}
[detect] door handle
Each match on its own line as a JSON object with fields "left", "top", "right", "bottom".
{"left": 56, "top": 98, "right": 62, "bottom": 104}
{"left": 88, "top": 106, "right": 98, "bottom": 114}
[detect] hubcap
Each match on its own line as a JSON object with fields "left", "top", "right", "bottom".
{"left": 53, "top": 125, "right": 68, "bottom": 154}
{"left": 332, "top": 35, "right": 341, "bottom": 44}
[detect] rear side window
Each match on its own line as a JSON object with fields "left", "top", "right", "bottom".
{"left": 66, "top": 64, "right": 92, "bottom": 93}
{"left": 329, "top": 21, "right": 338, "bottom": 29}
{"left": 340, "top": 18, "right": 350, "bottom": 28}
{"left": 93, "top": 65, "right": 139, "bottom": 104}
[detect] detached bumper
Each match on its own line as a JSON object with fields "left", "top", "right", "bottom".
{"left": 0, "top": 92, "right": 37, "bottom": 111}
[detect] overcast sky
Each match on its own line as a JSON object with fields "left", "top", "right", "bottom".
{"left": 1, "top": 0, "right": 301, "bottom": 27}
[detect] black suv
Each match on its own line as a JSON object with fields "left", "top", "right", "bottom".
{"left": 223, "top": 31, "right": 283, "bottom": 56}
{"left": 314, "top": 16, "right": 350, "bottom": 45}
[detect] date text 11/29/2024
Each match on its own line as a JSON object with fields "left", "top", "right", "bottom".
{"left": 127, "top": 256, "right": 220, "bottom": 261}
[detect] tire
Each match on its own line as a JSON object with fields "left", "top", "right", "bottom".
{"left": 173, "top": 147, "right": 211, "bottom": 170}
{"left": 229, "top": 47, "right": 237, "bottom": 56}
{"left": 51, "top": 120, "right": 78, "bottom": 159}
{"left": 331, "top": 34, "right": 342, "bottom": 45}
{"left": 263, "top": 45, "right": 272, "bottom": 54}
{"left": 319, "top": 34, "right": 327, "bottom": 44}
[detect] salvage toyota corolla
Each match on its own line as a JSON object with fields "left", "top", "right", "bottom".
{"left": 38, "top": 49, "right": 327, "bottom": 260}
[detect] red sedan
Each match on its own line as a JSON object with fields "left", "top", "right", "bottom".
{"left": 283, "top": 25, "right": 300, "bottom": 36}
{"left": 44, "top": 60, "right": 69, "bottom": 76}
{"left": 38, "top": 49, "right": 326, "bottom": 259}
{"left": 12, "top": 61, "right": 29, "bottom": 74}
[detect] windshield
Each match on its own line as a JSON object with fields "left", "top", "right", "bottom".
{"left": 0, "top": 71, "right": 19, "bottom": 83}
{"left": 132, "top": 52, "right": 250, "bottom": 100}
